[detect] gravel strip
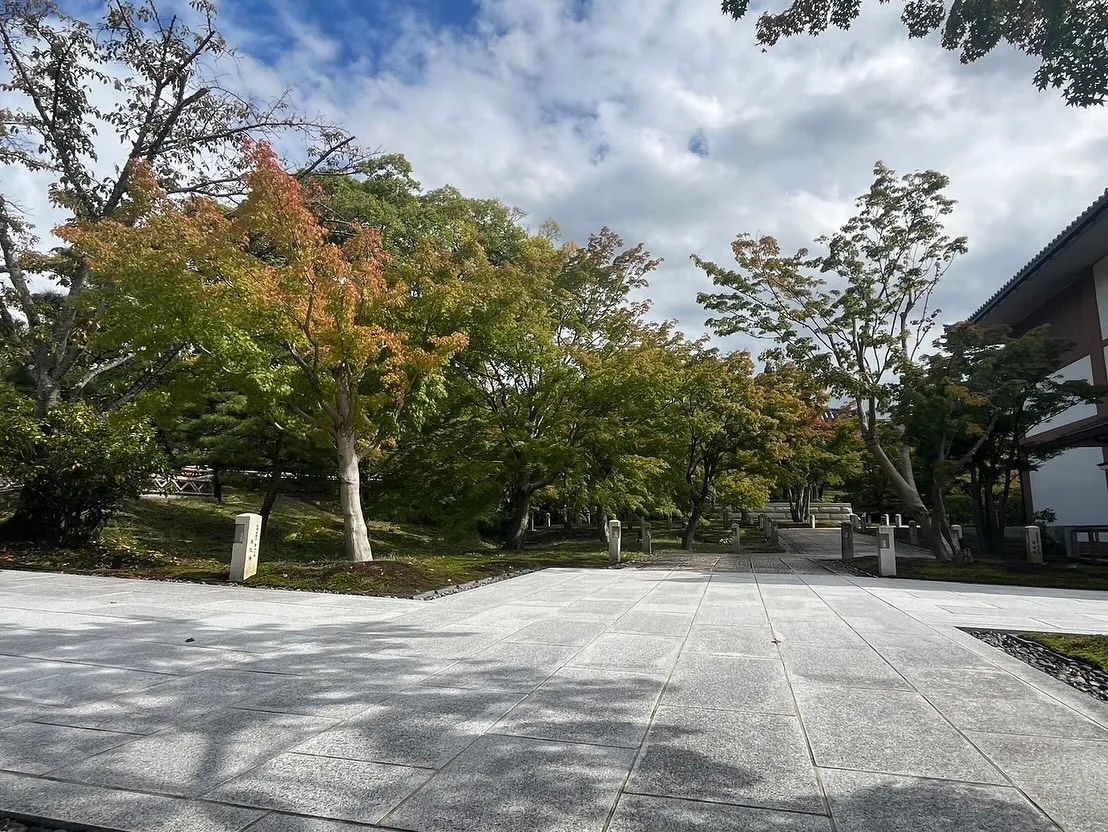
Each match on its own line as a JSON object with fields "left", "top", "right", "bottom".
{"left": 1, "top": 817, "right": 75, "bottom": 832}
{"left": 969, "top": 629, "right": 1108, "bottom": 702}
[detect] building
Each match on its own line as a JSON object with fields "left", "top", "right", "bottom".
{"left": 969, "top": 190, "right": 1108, "bottom": 529}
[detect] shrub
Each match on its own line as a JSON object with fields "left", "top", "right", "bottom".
{"left": 0, "top": 397, "right": 167, "bottom": 545}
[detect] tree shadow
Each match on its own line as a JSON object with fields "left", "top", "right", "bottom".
{"left": 0, "top": 575, "right": 1065, "bottom": 832}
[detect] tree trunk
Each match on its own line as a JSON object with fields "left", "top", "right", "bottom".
{"left": 335, "top": 428, "right": 373, "bottom": 562}
{"left": 799, "top": 483, "right": 812, "bottom": 523}
{"left": 929, "top": 483, "right": 964, "bottom": 562}
{"left": 597, "top": 507, "right": 610, "bottom": 543}
{"left": 786, "top": 486, "right": 802, "bottom": 522}
{"left": 682, "top": 501, "right": 705, "bottom": 550}
{"left": 260, "top": 487, "right": 279, "bottom": 532}
{"left": 212, "top": 467, "right": 224, "bottom": 503}
{"left": 503, "top": 485, "right": 531, "bottom": 550}
{"left": 864, "top": 433, "right": 955, "bottom": 560}
{"left": 34, "top": 370, "right": 60, "bottom": 419}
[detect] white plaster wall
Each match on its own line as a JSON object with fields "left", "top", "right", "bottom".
{"left": 1030, "top": 446, "right": 1108, "bottom": 525}
{"left": 1027, "top": 354, "right": 1098, "bottom": 437}
{"left": 1095, "top": 254, "right": 1108, "bottom": 339}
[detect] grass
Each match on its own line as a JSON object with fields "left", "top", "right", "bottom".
{"left": 0, "top": 492, "right": 618, "bottom": 597}
{"left": 851, "top": 555, "right": 1108, "bottom": 592}
{"left": 1025, "top": 633, "right": 1108, "bottom": 673}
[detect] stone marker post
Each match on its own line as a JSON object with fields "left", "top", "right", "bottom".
{"left": 731, "top": 523, "right": 742, "bottom": 554}
{"left": 608, "top": 520, "right": 622, "bottom": 565}
{"left": 230, "top": 513, "right": 262, "bottom": 582}
{"left": 768, "top": 520, "right": 779, "bottom": 547}
{"left": 877, "top": 524, "right": 896, "bottom": 577}
{"left": 951, "top": 524, "right": 963, "bottom": 554}
{"left": 841, "top": 521, "right": 854, "bottom": 562}
{"left": 1025, "top": 525, "right": 1044, "bottom": 565}
{"left": 881, "top": 514, "right": 890, "bottom": 527}
{"left": 908, "top": 522, "right": 919, "bottom": 546}
{"left": 641, "top": 520, "right": 652, "bottom": 555}
{"left": 544, "top": 512, "right": 551, "bottom": 528}
{"left": 809, "top": 514, "right": 817, "bottom": 528}
{"left": 895, "top": 514, "right": 903, "bottom": 528}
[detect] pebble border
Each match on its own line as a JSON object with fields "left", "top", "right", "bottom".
{"left": 968, "top": 629, "right": 1108, "bottom": 702}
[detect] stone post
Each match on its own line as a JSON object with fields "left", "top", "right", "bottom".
{"left": 881, "top": 514, "right": 890, "bottom": 527}
{"left": 544, "top": 512, "right": 551, "bottom": 528}
{"left": 877, "top": 524, "right": 896, "bottom": 577}
{"left": 641, "top": 520, "right": 652, "bottom": 555}
{"left": 841, "top": 521, "right": 854, "bottom": 562}
{"left": 951, "top": 524, "right": 963, "bottom": 553}
{"left": 1025, "top": 525, "right": 1044, "bottom": 565}
{"left": 731, "top": 523, "right": 742, "bottom": 554}
{"left": 230, "top": 513, "right": 262, "bottom": 582}
{"left": 851, "top": 513, "right": 861, "bottom": 531}
{"left": 809, "top": 514, "right": 817, "bottom": 529}
{"left": 908, "top": 521, "right": 919, "bottom": 546}
{"left": 768, "top": 520, "right": 779, "bottom": 547}
{"left": 529, "top": 513, "right": 536, "bottom": 531}
{"left": 608, "top": 520, "right": 622, "bottom": 565}
{"left": 895, "top": 514, "right": 903, "bottom": 528}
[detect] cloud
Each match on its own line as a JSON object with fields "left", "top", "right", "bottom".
{"left": 7, "top": 0, "right": 1108, "bottom": 356}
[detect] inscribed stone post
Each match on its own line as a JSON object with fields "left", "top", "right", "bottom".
{"left": 1025, "top": 525, "right": 1044, "bottom": 565}
{"left": 641, "top": 520, "right": 652, "bottom": 555}
{"left": 731, "top": 523, "right": 742, "bottom": 554}
{"left": 841, "top": 521, "right": 854, "bottom": 561}
{"left": 608, "top": 520, "right": 622, "bottom": 565}
{"left": 877, "top": 525, "right": 896, "bottom": 577}
{"left": 230, "top": 513, "right": 262, "bottom": 582}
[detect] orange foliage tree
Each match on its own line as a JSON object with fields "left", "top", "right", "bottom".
{"left": 65, "top": 144, "right": 466, "bottom": 561}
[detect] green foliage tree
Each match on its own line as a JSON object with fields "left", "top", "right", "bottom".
{"left": 662, "top": 345, "right": 777, "bottom": 549}
{"left": 721, "top": 0, "right": 1108, "bottom": 107}
{"left": 695, "top": 161, "right": 967, "bottom": 558}
{"left": 0, "top": 0, "right": 363, "bottom": 417}
{"left": 896, "top": 323, "right": 1105, "bottom": 556}
{"left": 0, "top": 388, "right": 166, "bottom": 544}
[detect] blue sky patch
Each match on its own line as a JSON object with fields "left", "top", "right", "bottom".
{"left": 688, "top": 129, "right": 710, "bottom": 158}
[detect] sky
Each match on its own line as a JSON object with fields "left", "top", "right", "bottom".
{"left": 9, "top": 0, "right": 1108, "bottom": 349}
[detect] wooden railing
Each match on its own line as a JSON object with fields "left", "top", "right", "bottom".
{"left": 147, "top": 466, "right": 215, "bottom": 498}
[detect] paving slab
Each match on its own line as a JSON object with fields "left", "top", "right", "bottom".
{"left": 0, "top": 720, "right": 139, "bottom": 774}
{"left": 292, "top": 687, "right": 523, "bottom": 768}
{"left": 628, "top": 705, "right": 823, "bottom": 812}
{"left": 381, "top": 734, "right": 635, "bottom": 832}
{"left": 609, "top": 793, "right": 832, "bottom": 831}
{"left": 0, "top": 770, "right": 262, "bottom": 832}
{"left": 819, "top": 767, "right": 1058, "bottom": 832}
{"left": 491, "top": 665, "right": 667, "bottom": 747}
{"left": 204, "top": 752, "right": 431, "bottom": 824}
{"left": 794, "top": 685, "right": 1005, "bottom": 783}
{"left": 661, "top": 653, "right": 794, "bottom": 713}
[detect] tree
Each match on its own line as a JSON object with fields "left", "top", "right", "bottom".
{"left": 64, "top": 145, "right": 464, "bottom": 561}
{"left": 663, "top": 345, "right": 777, "bottom": 549}
{"left": 897, "top": 323, "right": 1105, "bottom": 555}
{"left": 721, "top": 0, "right": 1108, "bottom": 107}
{"left": 695, "top": 161, "right": 967, "bottom": 558}
{"left": 0, "top": 386, "right": 166, "bottom": 545}
{"left": 759, "top": 365, "right": 864, "bottom": 522}
{"left": 0, "top": 0, "right": 363, "bottom": 417}
{"left": 380, "top": 226, "right": 662, "bottom": 549}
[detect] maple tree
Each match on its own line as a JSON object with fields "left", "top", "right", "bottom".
{"left": 0, "top": 0, "right": 363, "bottom": 417}
{"left": 696, "top": 161, "right": 967, "bottom": 558}
{"left": 65, "top": 145, "right": 464, "bottom": 561}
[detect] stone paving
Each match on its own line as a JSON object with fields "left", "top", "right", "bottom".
{"left": 1, "top": 529, "right": 1108, "bottom": 831}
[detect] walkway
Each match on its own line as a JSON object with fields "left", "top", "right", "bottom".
{"left": 1, "top": 530, "right": 1108, "bottom": 831}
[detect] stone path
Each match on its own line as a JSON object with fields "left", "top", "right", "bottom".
{"left": 1, "top": 528, "right": 1108, "bottom": 831}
